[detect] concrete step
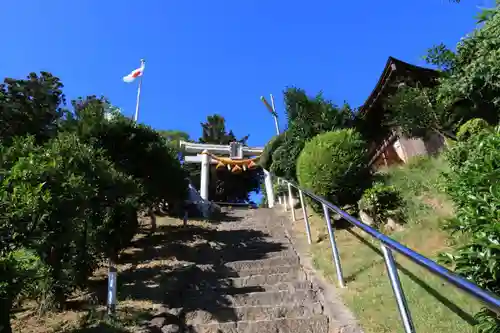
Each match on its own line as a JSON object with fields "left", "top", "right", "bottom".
{"left": 184, "top": 302, "right": 323, "bottom": 324}
{"left": 183, "top": 280, "right": 313, "bottom": 296}
{"left": 221, "top": 264, "right": 302, "bottom": 277}
{"left": 183, "top": 289, "right": 316, "bottom": 307}
{"left": 223, "top": 243, "right": 292, "bottom": 253}
{"left": 211, "top": 248, "right": 296, "bottom": 262}
{"left": 224, "top": 256, "right": 299, "bottom": 272}
{"left": 217, "top": 223, "right": 285, "bottom": 232}
{"left": 216, "top": 237, "right": 289, "bottom": 245}
{"left": 188, "top": 315, "right": 329, "bottom": 333}
{"left": 212, "top": 272, "right": 307, "bottom": 289}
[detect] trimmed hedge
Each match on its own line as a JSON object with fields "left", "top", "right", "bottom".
{"left": 296, "top": 129, "right": 371, "bottom": 213}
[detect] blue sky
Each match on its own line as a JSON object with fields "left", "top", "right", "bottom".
{"left": 1, "top": 0, "right": 490, "bottom": 149}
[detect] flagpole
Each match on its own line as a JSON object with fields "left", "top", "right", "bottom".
{"left": 133, "top": 59, "right": 145, "bottom": 122}
{"left": 270, "top": 93, "right": 280, "bottom": 135}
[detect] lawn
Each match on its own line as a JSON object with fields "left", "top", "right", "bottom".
{"left": 288, "top": 156, "right": 482, "bottom": 333}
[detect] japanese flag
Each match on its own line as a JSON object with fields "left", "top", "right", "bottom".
{"left": 123, "top": 60, "right": 145, "bottom": 83}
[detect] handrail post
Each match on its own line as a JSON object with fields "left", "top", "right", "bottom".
{"left": 283, "top": 193, "right": 288, "bottom": 211}
{"left": 322, "top": 203, "right": 345, "bottom": 288}
{"left": 287, "top": 182, "right": 296, "bottom": 221}
{"left": 298, "top": 190, "right": 312, "bottom": 244}
{"left": 381, "top": 244, "right": 416, "bottom": 333}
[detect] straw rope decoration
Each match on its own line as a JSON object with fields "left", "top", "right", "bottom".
{"left": 200, "top": 151, "right": 260, "bottom": 174}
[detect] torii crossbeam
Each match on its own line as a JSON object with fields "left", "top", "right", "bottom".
{"left": 179, "top": 140, "right": 275, "bottom": 208}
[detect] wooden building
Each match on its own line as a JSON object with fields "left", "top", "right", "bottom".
{"left": 357, "top": 57, "right": 444, "bottom": 169}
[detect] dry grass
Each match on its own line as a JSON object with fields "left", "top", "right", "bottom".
{"left": 11, "top": 215, "right": 213, "bottom": 333}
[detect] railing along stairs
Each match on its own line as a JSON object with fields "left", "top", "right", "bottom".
{"left": 270, "top": 173, "right": 500, "bottom": 333}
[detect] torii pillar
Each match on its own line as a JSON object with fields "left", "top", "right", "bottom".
{"left": 200, "top": 150, "right": 211, "bottom": 200}
{"left": 180, "top": 141, "right": 275, "bottom": 208}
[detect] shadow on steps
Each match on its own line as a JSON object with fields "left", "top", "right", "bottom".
{"left": 85, "top": 217, "right": 288, "bottom": 332}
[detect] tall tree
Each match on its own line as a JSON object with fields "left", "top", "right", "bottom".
{"left": 199, "top": 114, "right": 249, "bottom": 144}
{"left": 0, "top": 72, "right": 66, "bottom": 145}
{"left": 270, "top": 87, "right": 355, "bottom": 181}
{"left": 157, "top": 129, "right": 190, "bottom": 150}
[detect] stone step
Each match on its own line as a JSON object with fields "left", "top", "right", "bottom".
{"left": 183, "top": 289, "right": 316, "bottom": 308}
{"left": 215, "top": 236, "right": 289, "bottom": 244}
{"left": 216, "top": 227, "right": 286, "bottom": 233}
{"left": 184, "top": 302, "right": 323, "bottom": 324}
{"left": 215, "top": 272, "right": 307, "bottom": 288}
{"left": 188, "top": 315, "right": 329, "bottom": 333}
{"left": 224, "top": 256, "right": 299, "bottom": 271}
{"left": 211, "top": 248, "right": 296, "bottom": 262}
{"left": 184, "top": 280, "right": 313, "bottom": 296}
{"left": 222, "top": 264, "right": 302, "bottom": 277}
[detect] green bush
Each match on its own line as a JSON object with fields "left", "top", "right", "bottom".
{"left": 259, "top": 132, "right": 286, "bottom": 170}
{"left": 296, "top": 129, "right": 371, "bottom": 213}
{"left": 358, "top": 183, "right": 405, "bottom": 228}
{"left": 0, "top": 133, "right": 142, "bottom": 315}
{"left": 0, "top": 79, "right": 189, "bottom": 332}
{"left": 70, "top": 106, "right": 188, "bottom": 209}
{"left": 456, "top": 118, "right": 490, "bottom": 141}
{"left": 442, "top": 126, "right": 500, "bottom": 332}
{"left": 270, "top": 131, "right": 305, "bottom": 181}
{"left": 0, "top": 249, "right": 50, "bottom": 332}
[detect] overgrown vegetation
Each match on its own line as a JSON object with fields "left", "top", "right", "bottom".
{"left": 441, "top": 128, "right": 500, "bottom": 331}
{"left": 263, "top": 4, "right": 500, "bottom": 332}
{"left": 0, "top": 74, "right": 188, "bottom": 333}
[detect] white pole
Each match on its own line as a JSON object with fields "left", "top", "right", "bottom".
{"left": 287, "top": 182, "right": 296, "bottom": 221}
{"left": 264, "top": 169, "right": 275, "bottom": 208}
{"left": 133, "top": 59, "right": 145, "bottom": 122}
{"left": 107, "top": 258, "right": 117, "bottom": 316}
{"left": 200, "top": 151, "right": 210, "bottom": 200}
{"left": 270, "top": 94, "right": 280, "bottom": 135}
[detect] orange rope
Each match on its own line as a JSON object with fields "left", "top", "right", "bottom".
{"left": 200, "top": 151, "right": 260, "bottom": 165}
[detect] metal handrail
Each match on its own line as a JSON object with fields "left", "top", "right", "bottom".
{"left": 269, "top": 173, "right": 500, "bottom": 333}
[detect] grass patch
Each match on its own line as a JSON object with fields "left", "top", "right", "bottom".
{"left": 290, "top": 155, "right": 482, "bottom": 333}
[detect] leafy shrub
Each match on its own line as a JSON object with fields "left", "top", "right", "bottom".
{"left": 442, "top": 126, "right": 500, "bottom": 332}
{"left": 0, "top": 79, "right": 189, "bottom": 332}
{"left": 358, "top": 183, "right": 405, "bottom": 228}
{"left": 437, "top": 7, "right": 500, "bottom": 126}
{"left": 74, "top": 108, "right": 188, "bottom": 209}
{"left": 270, "top": 131, "right": 305, "bottom": 181}
{"left": 0, "top": 249, "right": 50, "bottom": 332}
{"left": 259, "top": 132, "right": 286, "bottom": 170}
{"left": 456, "top": 118, "right": 490, "bottom": 141}
{"left": 1, "top": 133, "right": 142, "bottom": 308}
{"left": 296, "top": 129, "right": 371, "bottom": 213}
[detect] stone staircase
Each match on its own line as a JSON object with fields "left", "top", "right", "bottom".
{"left": 152, "top": 208, "right": 359, "bottom": 333}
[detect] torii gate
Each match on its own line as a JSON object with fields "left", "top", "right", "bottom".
{"left": 179, "top": 140, "right": 275, "bottom": 208}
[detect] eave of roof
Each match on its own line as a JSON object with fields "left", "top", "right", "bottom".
{"left": 358, "top": 57, "right": 440, "bottom": 117}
